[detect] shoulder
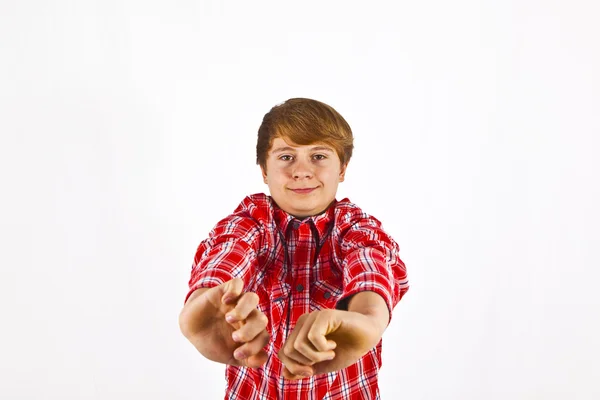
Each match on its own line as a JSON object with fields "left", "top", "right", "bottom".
{"left": 331, "top": 199, "right": 400, "bottom": 254}
{"left": 233, "top": 193, "right": 274, "bottom": 221}
{"left": 216, "top": 193, "right": 275, "bottom": 230}
{"left": 333, "top": 198, "right": 383, "bottom": 229}
{"left": 208, "top": 194, "right": 274, "bottom": 240}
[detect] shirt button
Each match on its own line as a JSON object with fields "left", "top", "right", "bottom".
{"left": 292, "top": 221, "right": 300, "bottom": 229}
{"left": 296, "top": 284, "right": 304, "bottom": 292}
{"left": 323, "top": 291, "right": 331, "bottom": 299}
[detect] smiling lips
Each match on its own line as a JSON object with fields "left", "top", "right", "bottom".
{"left": 290, "top": 187, "right": 317, "bottom": 194}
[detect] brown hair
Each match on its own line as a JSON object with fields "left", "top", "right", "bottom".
{"left": 256, "top": 98, "right": 354, "bottom": 170}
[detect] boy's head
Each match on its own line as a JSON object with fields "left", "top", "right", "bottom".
{"left": 256, "top": 98, "right": 354, "bottom": 218}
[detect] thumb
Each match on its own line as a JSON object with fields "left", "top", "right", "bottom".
{"left": 282, "top": 365, "right": 310, "bottom": 380}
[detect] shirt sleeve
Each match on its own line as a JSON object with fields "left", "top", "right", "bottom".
{"left": 185, "top": 207, "right": 264, "bottom": 303}
{"left": 335, "top": 207, "right": 409, "bottom": 321}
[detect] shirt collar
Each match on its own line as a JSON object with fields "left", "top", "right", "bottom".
{"left": 271, "top": 197, "right": 337, "bottom": 242}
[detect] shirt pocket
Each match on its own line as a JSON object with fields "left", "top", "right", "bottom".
{"left": 310, "top": 279, "right": 343, "bottom": 312}
{"left": 268, "top": 281, "right": 290, "bottom": 330}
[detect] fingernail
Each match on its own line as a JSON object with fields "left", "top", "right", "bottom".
{"left": 234, "top": 350, "right": 246, "bottom": 359}
{"left": 225, "top": 314, "right": 235, "bottom": 323}
{"left": 232, "top": 332, "right": 240, "bottom": 342}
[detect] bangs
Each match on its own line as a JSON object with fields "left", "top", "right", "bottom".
{"left": 256, "top": 98, "right": 354, "bottom": 168}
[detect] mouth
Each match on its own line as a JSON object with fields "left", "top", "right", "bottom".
{"left": 290, "top": 187, "right": 318, "bottom": 194}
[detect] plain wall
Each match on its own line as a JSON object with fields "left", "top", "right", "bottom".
{"left": 1, "top": 1, "right": 599, "bottom": 399}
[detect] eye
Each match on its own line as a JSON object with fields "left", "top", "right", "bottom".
{"left": 279, "top": 155, "right": 293, "bottom": 161}
{"left": 313, "top": 154, "right": 327, "bottom": 161}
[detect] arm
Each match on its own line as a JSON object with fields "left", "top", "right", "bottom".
{"left": 347, "top": 290, "right": 390, "bottom": 342}
{"left": 335, "top": 207, "right": 409, "bottom": 323}
{"left": 278, "top": 206, "right": 408, "bottom": 378}
{"left": 180, "top": 197, "right": 270, "bottom": 367}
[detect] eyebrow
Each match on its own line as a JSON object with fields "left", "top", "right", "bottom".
{"left": 272, "top": 146, "right": 334, "bottom": 154}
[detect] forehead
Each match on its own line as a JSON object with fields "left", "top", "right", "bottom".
{"left": 269, "top": 137, "right": 334, "bottom": 153}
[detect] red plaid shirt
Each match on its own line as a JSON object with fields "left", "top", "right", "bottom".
{"left": 186, "top": 193, "right": 409, "bottom": 400}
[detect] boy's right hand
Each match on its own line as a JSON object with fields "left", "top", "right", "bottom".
{"left": 179, "top": 278, "right": 270, "bottom": 368}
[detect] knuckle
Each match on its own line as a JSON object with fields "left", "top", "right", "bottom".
{"left": 283, "top": 344, "right": 294, "bottom": 357}
{"left": 317, "top": 310, "right": 332, "bottom": 322}
{"left": 244, "top": 345, "right": 258, "bottom": 357}
{"left": 246, "top": 292, "right": 259, "bottom": 304}
{"left": 245, "top": 325, "right": 259, "bottom": 339}
{"left": 259, "top": 313, "right": 268, "bottom": 327}
{"left": 292, "top": 340, "right": 306, "bottom": 353}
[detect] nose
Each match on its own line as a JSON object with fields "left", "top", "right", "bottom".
{"left": 292, "top": 158, "right": 313, "bottom": 179}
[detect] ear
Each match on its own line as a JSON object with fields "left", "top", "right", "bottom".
{"left": 339, "top": 163, "right": 348, "bottom": 182}
{"left": 260, "top": 165, "right": 268, "bottom": 184}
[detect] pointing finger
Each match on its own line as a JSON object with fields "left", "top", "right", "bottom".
{"left": 221, "top": 278, "right": 244, "bottom": 305}
{"left": 226, "top": 292, "right": 260, "bottom": 324}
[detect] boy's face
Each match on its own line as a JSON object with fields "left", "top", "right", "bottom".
{"left": 261, "top": 137, "right": 347, "bottom": 218}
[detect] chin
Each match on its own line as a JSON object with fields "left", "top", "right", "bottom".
{"left": 287, "top": 204, "right": 316, "bottom": 215}
{"left": 298, "top": 205, "right": 328, "bottom": 216}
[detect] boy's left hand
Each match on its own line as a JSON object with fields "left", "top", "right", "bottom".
{"left": 278, "top": 308, "right": 384, "bottom": 379}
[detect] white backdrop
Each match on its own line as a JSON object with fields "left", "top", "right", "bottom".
{"left": 1, "top": 1, "right": 599, "bottom": 399}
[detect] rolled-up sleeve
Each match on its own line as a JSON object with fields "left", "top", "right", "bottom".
{"left": 335, "top": 208, "right": 409, "bottom": 320}
{"left": 185, "top": 212, "right": 263, "bottom": 303}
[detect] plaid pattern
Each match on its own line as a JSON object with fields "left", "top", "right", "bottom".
{"left": 186, "top": 193, "right": 409, "bottom": 400}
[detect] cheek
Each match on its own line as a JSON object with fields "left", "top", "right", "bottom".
{"left": 319, "top": 168, "right": 339, "bottom": 182}
{"left": 270, "top": 168, "right": 289, "bottom": 184}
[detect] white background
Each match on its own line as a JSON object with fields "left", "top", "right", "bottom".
{"left": 1, "top": 1, "right": 599, "bottom": 399}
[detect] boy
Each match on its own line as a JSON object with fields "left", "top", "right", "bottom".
{"left": 179, "top": 98, "right": 409, "bottom": 399}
